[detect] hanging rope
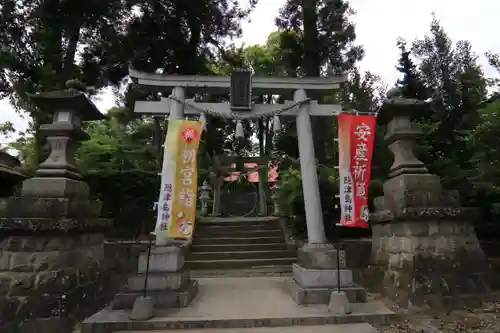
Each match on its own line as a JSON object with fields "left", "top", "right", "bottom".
{"left": 167, "top": 95, "right": 312, "bottom": 120}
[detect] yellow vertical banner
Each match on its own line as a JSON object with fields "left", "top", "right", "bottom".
{"left": 167, "top": 120, "right": 203, "bottom": 239}
{"left": 155, "top": 119, "right": 202, "bottom": 241}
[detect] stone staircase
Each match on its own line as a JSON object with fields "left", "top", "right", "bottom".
{"left": 81, "top": 216, "right": 396, "bottom": 332}
{"left": 187, "top": 217, "right": 296, "bottom": 276}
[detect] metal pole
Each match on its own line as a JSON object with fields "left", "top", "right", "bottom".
{"left": 335, "top": 223, "right": 342, "bottom": 293}
{"left": 143, "top": 234, "right": 153, "bottom": 298}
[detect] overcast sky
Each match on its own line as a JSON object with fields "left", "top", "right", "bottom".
{"left": 1, "top": 0, "right": 499, "bottom": 141}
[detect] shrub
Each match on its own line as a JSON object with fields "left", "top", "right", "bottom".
{"left": 85, "top": 170, "right": 158, "bottom": 238}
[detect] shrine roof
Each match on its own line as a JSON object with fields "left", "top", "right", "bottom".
{"left": 224, "top": 162, "right": 278, "bottom": 183}
{"left": 27, "top": 90, "right": 105, "bottom": 121}
{"left": 129, "top": 68, "right": 348, "bottom": 95}
{"left": 0, "top": 151, "right": 25, "bottom": 180}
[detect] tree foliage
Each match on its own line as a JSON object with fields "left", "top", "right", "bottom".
{"left": 275, "top": 0, "right": 364, "bottom": 164}
{"left": 77, "top": 109, "right": 159, "bottom": 173}
{"left": 276, "top": 0, "right": 364, "bottom": 75}
{"left": 0, "top": 0, "right": 257, "bottom": 163}
{"left": 409, "top": 18, "right": 488, "bottom": 203}
{"left": 2, "top": 1, "right": 500, "bottom": 237}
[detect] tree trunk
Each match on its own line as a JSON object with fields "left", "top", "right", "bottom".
{"left": 301, "top": 0, "right": 330, "bottom": 165}
{"left": 302, "top": 0, "right": 320, "bottom": 77}
{"left": 63, "top": 27, "right": 81, "bottom": 82}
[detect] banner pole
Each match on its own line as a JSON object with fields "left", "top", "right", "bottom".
{"left": 335, "top": 223, "right": 342, "bottom": 293}
{"left": 143, "top": 233, "right": 153, "bottom": 298}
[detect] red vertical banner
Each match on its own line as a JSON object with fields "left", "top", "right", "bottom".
{"left": 337, "top": 114, "right": 376, "bottom": 228}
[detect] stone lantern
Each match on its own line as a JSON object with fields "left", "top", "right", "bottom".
{"left": 0, "top": 89, "right": 112, "bottom": 332}
{"left": 21, "top": 90, "right": 104, "bottom": 197}
{"left": 369, "top": 88, "right": 496, "bottom": 309}
{"left": 270, "top": 183, "right": 280, "bottom": 216}
{"left": 198, "top": 180, "right": 212, "bottom": 216}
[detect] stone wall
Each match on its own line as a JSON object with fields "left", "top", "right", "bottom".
{"left": 369, "top": 220, "right": 499, "bottom": 308}
{"left": 0, "top": 234, "right": 109, "bottom": 333}
{"left": 0, "top": 236, "right": 151, "bottom": 332}
{"left": 331, "top": 237, "right": 498, "bottom": 293}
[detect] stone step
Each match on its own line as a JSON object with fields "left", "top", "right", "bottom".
{"left": 116, "top": 323, "right": 377, "bottom": 333}
{"left": 83, "top": 303, "right": 392, "bottom": 332}
{"left": 186, "top": 257, "right": 296, "bottom": 270}
{"left": 195, "top": 229, "right": 284, "bottom": 238}
{"left": 197, "top": 216, "right": 280, "bottom": 227}
{"left": 112, "top": 280, "right": 199, "bottom": 310}
{"left": 193, "top": 236, "right": 285, "bottom": 245}
{"left": 197, "top": 222, "right": 281, "bottom": 231}
{"left": 191, "top": 243, "right": 289, "bottom": 253}
{"left": 190, "top": 266, "right": 293, "bottom": 278}
{"left": 188, "top": 249, "right": 295, "bottom": 261}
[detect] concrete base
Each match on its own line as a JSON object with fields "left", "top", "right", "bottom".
{"left": 113, "top": 279, "right": 199, "bottom": 309}
{"left": 286, "top": 278, "right": 366, "bottom": 304}
{"left": 298, "top": 243, "right": 346, "bottom": 269}
{"left": 138, "top": 245, "right": 185, "bottom": 273}
{"left": 127, "top": 271, "right": 189, "bottom": 292}
{"left": 129, "top": 296, "right": 154, "bottom": 321}
{"left": 292, "top": 263, "right": 353, "bottom": 288}
{"left": 289, "top": 245, "right": 366, "bottom": 306}
{"left": 328, "top": 291, "right": 352, "bottom": 315}
{"left": 113, "top": 243, "right": 198, "bottom": 310}
{"left": 81, "top": 277, "right": 394, "bottom": 332}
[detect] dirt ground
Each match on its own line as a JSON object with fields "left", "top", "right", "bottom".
{"left": 375, "top": 300, "right": 500, "bottom": 333}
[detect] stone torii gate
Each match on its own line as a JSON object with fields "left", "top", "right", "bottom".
{"left": 129, "top": 68, "right": 356, "bottom": 306}
{"left": 130, "top": 68, "right": 345, "bottom": 244}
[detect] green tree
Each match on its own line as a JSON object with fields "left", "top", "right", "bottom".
{"left": 10, "top": 135, "right": 37, "bottom": 173}
{"left": 0, "top": 121, "right": 16, "bottom": 152}
{"left": 77, "top": 108, "right": 159, "bottom": 173}
{"left": 485, "top": 51, "right": 500, "bottom": 98}
{"left": 468, "top": 101, "right": 500, "bottom": 220}
{"left": 468, "top": 52, "right": 500, "bottom": 220}
{"left": 395, "top": 39, "right": 428, "bottom": 100}
{"left": 0, "top": 121, "right": 14, "bottom": 136}
{"left": 411, "top": 17, "right": 488, "bottom": 202}
{"left": 275, "top": 0, "right": 364, "bottom": 164}
{"left": 1, "top": 0, "right": 258, "bottom": 166}
{"left": 469, "top": 101, "right": 500, "bottom": 187}
{"left": 0, "top": 0, "right": 131, "bottom": 161}
{"left": 81, "top": 0, "right": 258, "bottom": 85}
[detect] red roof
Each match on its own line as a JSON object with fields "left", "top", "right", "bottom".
{"left": 224, "top": 162, "right": 278, "bottom": 183}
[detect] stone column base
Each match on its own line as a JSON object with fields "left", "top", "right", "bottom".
{"left": 112, "top": 245, "right": 198, "bottom": 310}
{"left": 287, "top": 244, "right": 367, "bottom": 305}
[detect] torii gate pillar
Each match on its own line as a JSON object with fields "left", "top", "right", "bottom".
{"left": 294, "top": 88, "right": 326, "bottom": 244}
